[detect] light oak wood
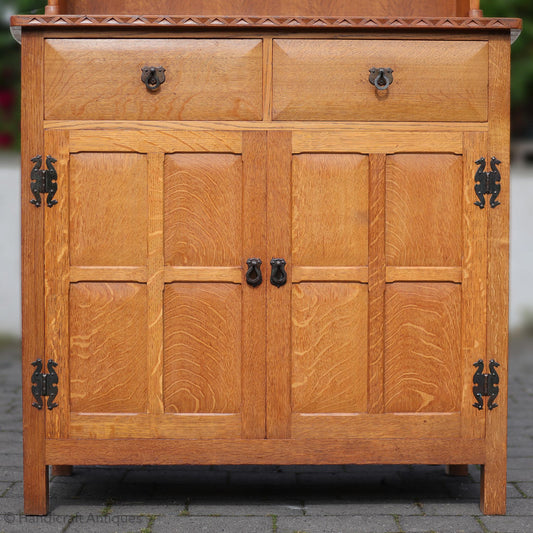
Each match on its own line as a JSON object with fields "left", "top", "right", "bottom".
{"left": 273, "top": 40, "right": 488, "bottom": 122}
{"left": 482, "top": 34, "right": 511, "bottom": 516}
{"left": 56, "top": 0, "right": 466, "bottom": 17}
{"left": 45, "top": 39, "right": 263, "bottom": 121}
{"left": 385, "top": 153, "right": 463, "bottom": 267}
{"left": 45, "top": 438, "right": 487, "bottom": 465}
{"left": 21, "top": 31, "right": 49, "bottom": 517}
{"left": 384, "top": 283, "right": 462, "bottom": 413}
{"left": 19, "top": 10, "right": 513, "bottom": 515}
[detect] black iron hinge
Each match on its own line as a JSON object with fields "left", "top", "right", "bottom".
{"left": 31, "top": 359, "right": 58, "bottom": 410}
{"left": 30, "top": 155, "right": 58, "bottom": 208}
{"left": 474, "top": 156, "right": 501, "bottom": 209}
{"left": 472, "top": 359, "right": 500, "bottom": 410}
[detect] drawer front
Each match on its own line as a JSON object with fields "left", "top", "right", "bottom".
{"left": 45, "top": 39, "right": 263, "bottom": 121}
{"left": 273, "top": 39, "right": 488, "bottom": 122}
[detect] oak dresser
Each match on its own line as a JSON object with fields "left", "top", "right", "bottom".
{"left": 12, "top": 0, "right": 521, "bottom": 515}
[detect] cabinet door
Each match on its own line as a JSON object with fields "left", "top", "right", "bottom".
{"left": 266, "top": 130, "right": 488, "bottom": 442}
{"left": 43, "top": 129, "right": 267, "bottom": 440}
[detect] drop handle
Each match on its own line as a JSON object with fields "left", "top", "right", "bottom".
{"left": 245, "top": 258, "right": 263, "bottom": 287}
{"left": 369, "top": 67, "right": 394, "bottom": 90}
{"left": 141, "top": 66, "right": 166, "bottom": 91}
{"left": 270, "top": 258, "right": 287, "bottom": 288}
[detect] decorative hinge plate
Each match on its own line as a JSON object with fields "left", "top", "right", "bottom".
{"left": 474, "top": 156, "right": 501, "bottom": 209}
{"left": 31, "top": 359, "right": 58, "bottom": 410}
{"left": 30, "top": 155, "right": 58, "bottom": 208}
{"left": 472, "top": 359, "right": 500, "bottom": 410}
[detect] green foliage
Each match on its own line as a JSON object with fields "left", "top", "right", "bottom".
{"left": 483, "top": 0, "right": 533, "bottom": 114}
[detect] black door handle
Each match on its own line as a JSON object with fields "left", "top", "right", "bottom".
{"left": 270, "top": 258, "right": 287, "bottom": 288}
{"left": 245, "top": 258, "right": 262, "bottom": 287}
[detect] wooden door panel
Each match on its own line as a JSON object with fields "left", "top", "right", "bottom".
{"left": 44, "top": 129, "right": 266, "bottom": 440}
{"left": 292, "top": 283, "right": 367, "bottom": 414}
{"left": 164, "top": 283, "right": 242, "bottom": 414}
{"left": 164, "top": 154, "right": 242, "bottom": 266}
{"left": 69, "top": 282, "right": 148, "bottom": 414}
{"left": 385, "top": 154, "right": 463, "bottom": 267}
{"left": 384, "top": 282, "right": 462, "bottom": 413}
{"left": 69, "top": 153, "right": 148, "bottom": 267}
{"left": 292, "top": 154, "right": 368, "bottom": 266}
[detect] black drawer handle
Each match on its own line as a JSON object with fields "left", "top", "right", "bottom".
{"left": 270, "top": 258, "right": 287, "bottom": 288}
{"left": 245, "top": 258, "right": 263, "bottom": 287}
{"left": 369, "top": 67, "right": 394, "bottom": 90}
{"left": 141, "top": 66, "right": 166, "bottom": 91}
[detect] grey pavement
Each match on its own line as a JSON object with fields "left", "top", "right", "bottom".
{"left": 0, "top": 336, "right": 532, "bottom": 533}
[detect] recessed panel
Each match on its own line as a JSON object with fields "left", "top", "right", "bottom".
{"left": 164, "top": 154, "right": 242, "bottom": 266}
{"left": 292, "top": 283, "right": 368, "bottom": 413}
{"left": 164, "top": 283, "right": 242, "bottom": 413}
{"left": 386, "top": 154, "right": 462, "bottom": 267}
{"left": 70, "top": 153, "right": 148, "bottom": 267}
{"left": 70, "top": 282, "right": 148, "bottom": 413}
{"left": 292, "top": 154, "right": 369, "bottom": 267}
{"left": 384, "top": 282, "right": 461, "bottom": 413}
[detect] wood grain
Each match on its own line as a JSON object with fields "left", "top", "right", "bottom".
{"left": 69, "top": 152, "right": 148, "bottom": 267}
{"left": 163, "top": 283, "right": 241, "bottom": 414}
{"left": 292, "top": 266, "right": 368, "bottom": 283}
{"left": 45, "top": 39, "right": 262, "bottom": 121}
{"left": 460, "top": 132, "right": 487, "bottom": 441}
{"left": 44, "top": 130, "right": 70, "bottom": 440}
{"left": 69, "top": 283, "right": 148, "bottom": 414}
{"left": 292, "top": 413, "right": 461, "bottom": 439}
{"left": 292, "top": 153, "right": 368, "bottom": 267}
{"left": 384, "top": 283, "right": 462, "bottom": 413}
{"left": 291, "top": 283, "right": 368, "bottom": 414}
{"left": 273, "top": 39, "right": 488, "bottom": 121}
{"left": 57, "top": 0, "right": 461, "bottom": 17}
{"left": 482, "top": 34, "right": 511, "bottom": 516}
{"left": 21, "top": 30, "right": 49, "bottom": 516}
{"left": 45, "top": 438, "right": 487, "bottom": 466}
{"left": 69, "top": 414, "right": 241, "bottom": 439}
{"left": 368, "top": 154, "right": 386, "bottom": 414}
{"left": 292, "top": 131, "right": 463, "bottom": 154}
{"left": 163, "top": 267, "right": 241, "bottom": 283}
{"left": 147, "top": 153, "right": 164, "bottom": 415}
{"left": 385, "top": 154, "right": 463, "bottom": 267}
{"left": 69, "top": 130, "right": 242, "bottom": 153}
{"left": 266, "top": 131, "right": 292, "bottom": 439}
{"left": 164, "top": 153, "right": 242, "bottom": 266}
{"left": 241, "top": 131, "right": 267, "bottom": 439}
{"left": 386, "top": 267, "right": 463, "bottom": 283}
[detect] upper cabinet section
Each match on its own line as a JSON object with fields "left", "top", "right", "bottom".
{"left": 273, "top": 39, "right": 488, "bottom": 122}
{"left": 43, "top": 0, "right": 481, "bottom": 17}
{"left": 44, "top": 39, "right": 263, "bottom": 121}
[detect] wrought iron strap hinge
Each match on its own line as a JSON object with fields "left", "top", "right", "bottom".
{"left": 474, "top": 156, "right": 501, "bottom": 209}
{"left": 31, "top": 359, "right": 58, "bottom": 410}
{"left": 472, "top": 359, "right": 500, "bottom": 410}
{"left": 30, "top": 155, "right": 58, "bottom": 208}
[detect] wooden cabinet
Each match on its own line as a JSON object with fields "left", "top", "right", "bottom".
{"left": 13, "top": 0, "right": 521, "bottom": 517}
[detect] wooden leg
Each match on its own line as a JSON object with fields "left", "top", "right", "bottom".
{"left": 446, "top": 464, "right": 469, "bottom": 476}
{"left": 23, "top": 459, "right": 49, "bottom": 515}
{"left": 52, "top": 465, "right": 73, "bottom": 476}
{"left": 480, "top": 462, "right": 507, "bottom": 515}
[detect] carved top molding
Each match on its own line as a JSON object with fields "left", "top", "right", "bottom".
{"left": 11, "top": 14, "right": 522, "bottom": 31}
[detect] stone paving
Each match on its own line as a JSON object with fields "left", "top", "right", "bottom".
{"left": 0, "top": 336, "right": 531, "bottom": 533}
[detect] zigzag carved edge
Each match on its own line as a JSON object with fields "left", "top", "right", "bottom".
{"left": 11, "top": 15, "right": 522, "bottom": 30}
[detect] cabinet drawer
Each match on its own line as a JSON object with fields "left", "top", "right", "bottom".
{"left": 44, "top": 39, "right": 263, "bottom": 121}
{"left": 273, "top": 39, "right": 488, "bottom": 122}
